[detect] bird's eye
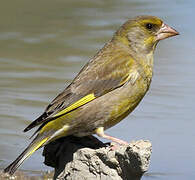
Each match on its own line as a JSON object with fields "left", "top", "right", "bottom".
{"left": 145, "top": 23, "right": 153, "bottom": 30}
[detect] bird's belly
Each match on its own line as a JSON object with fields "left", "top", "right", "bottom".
{"left": 103, "top": 78, "right": 149, "bottom": 129}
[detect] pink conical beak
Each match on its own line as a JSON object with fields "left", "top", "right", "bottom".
{"left": 156, "top": 23, "right": 179, "bottom": 41}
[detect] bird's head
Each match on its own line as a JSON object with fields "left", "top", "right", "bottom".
{"left": 113, "top": 15, "right": 179, "bottom": 55}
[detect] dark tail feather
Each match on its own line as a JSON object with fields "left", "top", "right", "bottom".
{"left": 4, "top": 136, "right": 48, "bottom": 175}
{"left": 4, "top": 145, "right": 30, "bottom": 175}
{"left": 23, "top": 112, "right": 48, "bottom": 132}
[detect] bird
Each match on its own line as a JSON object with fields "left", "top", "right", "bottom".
{"left": 4, "top": 15, "right": 179, "bottom": 175}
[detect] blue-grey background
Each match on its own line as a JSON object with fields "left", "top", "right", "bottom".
{"left": 0, "top": 0, "right": 194, "bottom": 179}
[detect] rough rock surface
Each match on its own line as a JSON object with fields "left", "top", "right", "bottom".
{"left": 43, "top": 136, "right": 152, "bottom": 180}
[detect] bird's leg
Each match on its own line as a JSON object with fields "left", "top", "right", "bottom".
{"left": 95, "top": 127, "right": 128, "bottom": 145}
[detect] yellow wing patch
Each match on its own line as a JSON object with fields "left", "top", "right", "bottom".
{"left": 53, "top": 93, "right": 96, "bottom": 118}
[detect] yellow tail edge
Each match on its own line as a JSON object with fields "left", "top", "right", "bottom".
{"left": 4, "top": 136, "right": 48, "bottom": 176}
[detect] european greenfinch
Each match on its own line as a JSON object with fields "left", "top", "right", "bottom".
{"left": 4, "top": 15, "right": 179, "bottom": 175}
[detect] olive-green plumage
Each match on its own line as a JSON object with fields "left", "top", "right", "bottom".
{"left": 4, "top": 15, "right": 179, "bottom": 175}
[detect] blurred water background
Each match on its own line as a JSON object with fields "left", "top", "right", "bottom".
{"left": 0, "top": 0, "right": 194, "bottom": 179}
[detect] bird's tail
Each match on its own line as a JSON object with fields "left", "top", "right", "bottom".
{"left": 4, "top": 135, "right": 48, "bottom": 175}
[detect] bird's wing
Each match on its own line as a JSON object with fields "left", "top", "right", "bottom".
{"left": 24, "top": 46, "right": 135, "bottom": 132}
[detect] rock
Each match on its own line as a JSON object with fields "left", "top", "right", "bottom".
{"left": 43, "top": 136, "right": 152, "bottom": 180}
